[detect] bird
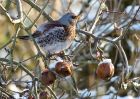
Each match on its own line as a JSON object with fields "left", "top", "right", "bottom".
{"left": 18, "top": 12, "right": 80, "bottom": 55}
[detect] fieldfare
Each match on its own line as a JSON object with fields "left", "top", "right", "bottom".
{"left": 18, "top": 13, "right": 80, "bottom": 54}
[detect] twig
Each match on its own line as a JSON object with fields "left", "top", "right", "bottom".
{"left": 23, "top": 0, "right": 53, "bottom": 22}
{"left": 0, "top": 38, "right": 13, "bottom": 50}
{"left": 23, "top": 12, "right": 37, "bottom": 27}
{"left": 89, "top": 0, "right": 105, "bottom": 33}
{"left": 33, "top": 78, "right": 39, "bottom": 99}
{"left": 118, "top": 41, "right": 128, "bottom": 69}
{"left": 10, "top": 25, "right": 21, "bottom": 69}
{"left": 46, "top": 86, "right": 57, "bottom": 99}
{"left": 66, "top": 0, "right": 72, "bottom": 11}
{"left": 20, "top": 24, "right": 42, "bottom": 54}
{"left": 77, "top": 29, "right": 115, "bottom": 44}
{"left": 0, "top": 1, "right": 23, "bottom": 23}
{"left": 20, "top": 54, "right": 38, "bottom": 63}
{"left": 114, "top": 43, "right": 126, "bottom": 83}
{"left": 0, "top": 86, "right": 14, "bottom": 99}
{"left": 16, "top": 0, "right": 23, "bottom": 21}
{"left": 89, "top": 37, "right": 98, "bottom": 60}
{"left": 116, "top": 6, "right": 140, "bottom": 41}
{"left": 0, "top": 58, "right": 34, "bottom": 78}
{"left": 23, "top": 0, "right": 37, "bottom": 22}
{"left": 26, "top": 0, "right": 50, "bottom": 30}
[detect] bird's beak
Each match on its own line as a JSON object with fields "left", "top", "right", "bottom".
{"left": 75, "top": 14, "right": 81, "bottom": 20}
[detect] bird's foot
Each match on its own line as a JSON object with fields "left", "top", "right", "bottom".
{"left": 57, "top": 51, "right": 65, "bottom": 57}
{"left": 45, "top": 52, "right": 53, "bottom": 60}
{"left": 45, "top": 51, "right": 73, "bottom": 61}
{"left": 45, "top": 52, "right": 58, "bottom": 61}
{"left": 56, "top": 51, "right": 73, "bottom": 61}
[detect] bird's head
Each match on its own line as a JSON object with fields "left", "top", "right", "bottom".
{"left": 59, "top": 12, "right": 80, "bottom": 26}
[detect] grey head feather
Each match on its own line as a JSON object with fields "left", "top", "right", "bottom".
{"left": 58, "top": 13, "right": 78, "bottom": 26}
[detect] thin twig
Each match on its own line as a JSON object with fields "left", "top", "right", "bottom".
{"left": 89, "top": 0, "right": 105, "bottom": 33}
{"left": 46, "top": 86, "right": 57, "bottom": 99}
{"left": 23, "top": 0, "right": 53, "bottom": 22}
{"left": 16, "top": 0, "right": 23, "bottom": 21}
{"left": 33, "top": 78, "right": 39, "bottom": 99}
{"left": 116, "top": 6, "right": 140, "bottom": 41}
{"left": 0, "top": 86, "right": 14, "bottom": 99}
{"left": 26, "top": 0, "right": 50, "bottom": 30}
{"left": 0, "top": 38, "right": 13, "bottom": 50}
{"left": 0, "top": 2, "right": 23, "bottom": 23}
{"left": 77, "top": 29, "right": 115, "bottom": 44}
{"left": 0, "top": 58, "right": 34, "bottom": 78}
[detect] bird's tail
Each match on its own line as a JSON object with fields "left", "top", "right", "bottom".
{"left": 18, "top": 36, "right": 30, "bottom": 40}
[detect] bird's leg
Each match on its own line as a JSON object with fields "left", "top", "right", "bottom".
{"left": 45, "top": 51, "right": 52, "bottom": 59}
{"left": 42, "top": 51, "right": 53, "bottom": 67}
{"left": 45, "top": 52, "right": 58, "bottom": 61}
{"left": 56, "top": 51, "right": 72, "bottom": 61}
{"left": 57, "top": 51, "right": 65, "bottom": 59}
{"left": 37, "top": 51, "right": 46, "bottom": 58}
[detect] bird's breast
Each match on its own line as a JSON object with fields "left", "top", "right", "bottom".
{"left": 65, "top": 26, "right": 76, "bottom": 40}
{"left": 41, "top": 40, "right": 72, "bottom": 54}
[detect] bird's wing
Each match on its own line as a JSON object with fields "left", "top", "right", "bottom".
{"left": 18, "top": 21, "right": 67, "bottom": 41}
{"left": 32, "top": 21, "right": 66, "bottom": 38}
{"left": 35, "top": 24, "right": 68, "bottom": 45}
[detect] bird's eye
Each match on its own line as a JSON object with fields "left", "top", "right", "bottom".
{"left": 71, "top": 15, "right": 76, "bottom": 19}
